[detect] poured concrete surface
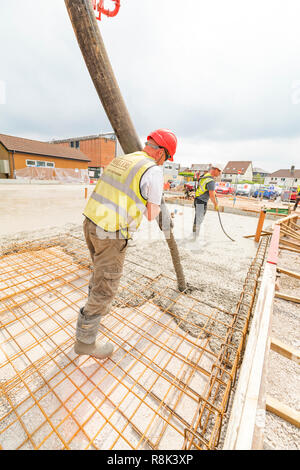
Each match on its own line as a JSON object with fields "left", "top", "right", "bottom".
{"left": 0, "top": 184, "right": 94, "bottom": 236}
{"left": 0, "top": 183, "right": 260, "bottom": 243}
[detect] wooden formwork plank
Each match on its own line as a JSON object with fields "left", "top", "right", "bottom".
{"left": 289, "top": 220, "right": 300, "bottom": 231}
{"left": 223, "top": 262, "right": 276, "bottom": 449}
{"left": 244, "top": 231, "right": 272, "bottom": 239}
{"left": 275, "top": 214, "right": 298, "bottom": 226}
{"left": 280, "top": 227, "right": 300, "bottom": 241}
{"left": 267, "top": 225, "right": 280, "bottom": 265}
{"left": 224, "top": 223, "right": 281, "bottom": 450}
{"left": 279, "top": 238, "right": 300, "bottom": 251}
{"left": 277, "top": 267, "right": 300, "bottom": 280}
{"left": 279, "top": 245, "right": 300, "bottom": 253}
{"left": 270, "top": 337, "right": 300, "bottom": 364}
{"left": 275, "top": 292, "right": 300, "bottom": 303}
{"left": 266, "top": 396, "right": 300, "bottom": 428}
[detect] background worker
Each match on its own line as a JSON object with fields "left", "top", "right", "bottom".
{"left": 74, "top": 129, "right": 177, "bottom": 359}
{"left": 293, "top": 186, "right": 300, "bottom": 211}
{"left": 191, "top": 164, "right": 223, "bottom": 239}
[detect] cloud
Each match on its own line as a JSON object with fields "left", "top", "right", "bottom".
{"left": 175, "top": 136, "right": 300, "bottom": 173}
{"left": 1, "top": 0, "right": 300, "bottom": 170}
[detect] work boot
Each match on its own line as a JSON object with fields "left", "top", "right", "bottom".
{"left": 75, "top": 307, "right": 114, "bottom": 359}
{"left": 181, "top": 232, "right": 197, "bottom": 244}
{"left": 74, "top": 339, "right": 114, "bottom": 359}
{"left": 188, "top": 232, "right": 198, "bottom": 242}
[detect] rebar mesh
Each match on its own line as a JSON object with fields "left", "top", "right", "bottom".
{"left": 0, "top": 233, "right": 269, "bottom": 450}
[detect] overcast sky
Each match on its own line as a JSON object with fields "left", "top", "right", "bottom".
{"left": 1, "top": 0, "right": 300, "bottom": 171}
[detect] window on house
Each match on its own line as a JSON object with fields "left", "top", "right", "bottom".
{"left": 37, "top": 161, "right": 46, "bottom": 167}
{"left": 70, "top": 142, "right": 74, "bottom": 148}
{"left": 75, "top": 141, "right": 80, "bottom": 148}
{"left": 46, "top": 162, "right": 55, "bottom": 168}
{"left": 281, "top": 178, "right": 285, "bottom": 181}
{"left": 26, "top": 160, "right": 36, "bottom": 167}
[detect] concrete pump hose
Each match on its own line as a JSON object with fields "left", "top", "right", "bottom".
{"left": 64, "top": 0, "right": 186, "bottom": 292}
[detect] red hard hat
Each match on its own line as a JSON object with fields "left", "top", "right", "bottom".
{"left": 147, "top": 129, "right": 177, "bottom": 161}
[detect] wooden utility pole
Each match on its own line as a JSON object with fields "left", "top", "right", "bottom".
{"left": 64, "top": 0, "right": 186, "bottom": 291}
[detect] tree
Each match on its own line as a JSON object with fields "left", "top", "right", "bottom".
{"left": 253, "top": 173, "right": 265, "bottom": 184}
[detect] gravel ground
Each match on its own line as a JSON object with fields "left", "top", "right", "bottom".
{"left": 263, "top": 249, "right": 300, "bottom": 450}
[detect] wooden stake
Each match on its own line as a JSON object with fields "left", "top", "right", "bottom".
{"left": 255, "top": 210, "right": 266, "bottom": 242}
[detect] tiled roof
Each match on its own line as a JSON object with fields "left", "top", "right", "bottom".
{"left": 223, "top": 161, "right": 252, "bottom": 175}
{"left": 190, "top": 163, "right": 211, "bottom": 171}
{"left": 0, "top": 133, "right": 91, "bottom": 161}
{"left": 269, "top": 169, "right": 300, "bottom": 178}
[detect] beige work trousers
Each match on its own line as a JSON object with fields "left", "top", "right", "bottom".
{"left": 75, "top": 217, "right": 128, "bottom": 344}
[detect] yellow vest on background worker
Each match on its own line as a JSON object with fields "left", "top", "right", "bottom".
{"left": 195, "top": 173, "right": 214, "bottom": 197}
{"left": 84, "top": 151, "right": 156, "bottom": 239}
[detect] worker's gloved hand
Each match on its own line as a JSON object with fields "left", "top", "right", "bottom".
{"left": 157, "top": 199, "right": 174, "bottom": 231}
{"left": 215, "top": 204, "right": 219, "bottom": 211}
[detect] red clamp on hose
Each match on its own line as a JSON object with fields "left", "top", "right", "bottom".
{"left": 93, "top": 0, "right": 121, "bottom": 21}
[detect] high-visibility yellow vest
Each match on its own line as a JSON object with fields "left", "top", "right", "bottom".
{"left": 297, "top": 185, "right": 300, "bottom": 194}
{"left": 195, "top": 173, "right": 214, "bottom": 197}
{"left": 84, "top": 151, "right": 156, "bottom": 239}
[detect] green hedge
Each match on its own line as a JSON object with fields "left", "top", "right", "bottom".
{"left": 178, "top": 171, "right": 195, "bottom": 177}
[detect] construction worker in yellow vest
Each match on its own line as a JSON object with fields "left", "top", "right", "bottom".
{"left": 293, "top": 185, "right": 300, "bottom": 211}
{"left": 74, "top": 129, "right": 177, "bottom": 359}
{"left": 191, "top": 164, "right": 223, "bottom": 239}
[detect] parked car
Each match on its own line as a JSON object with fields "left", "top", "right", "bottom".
{"left": 235, "top": 184, "right": 253, "bottom": 196}
{"left": 280, "top": 189, "right": 298, "bottom": 202}
{"left": 184, "top": 181, "right": 197, "bottom": 191}
{"left": 235, "top": 188, "right": 250, "bottom": 196}
{"left": 216, "top": 186, "right": 235, "bottom": 195}
{"left": 253, "top": 189, "right": 277, "bottom": 200}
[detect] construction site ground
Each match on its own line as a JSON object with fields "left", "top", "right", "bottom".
{"left": 164, "top": 189, "right": 299, "bottom": 218}
{"left": 0, "top": 183, "right": 299, "bottom": 450}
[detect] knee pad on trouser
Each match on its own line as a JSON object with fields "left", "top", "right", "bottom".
{"left": 76, "top": 307, "right": 102, "bottom": 345}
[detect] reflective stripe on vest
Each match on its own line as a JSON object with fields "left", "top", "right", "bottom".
{"left": 195, "top": 173, "right": 214, "bottom": 197}
{"left": 83, "top": 152, "right": 156, "bottom": 238}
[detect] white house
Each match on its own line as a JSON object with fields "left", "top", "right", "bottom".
{"left": 222, "top": 161, "right": 253, "bottom": 182}
{"left": 264, "top": 169, "right": 300, "bottom": 188}
{"left": 163, "top": 161, "right": 181, "bottom": 182}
